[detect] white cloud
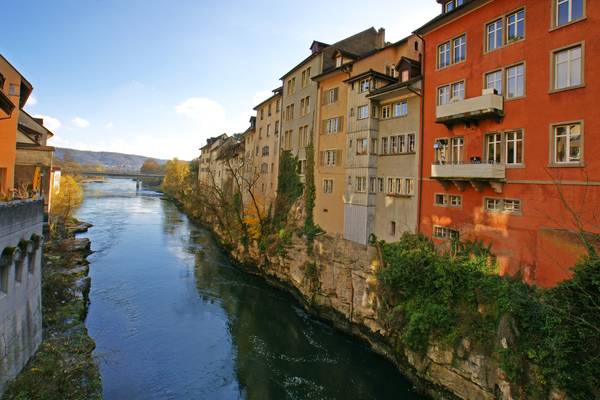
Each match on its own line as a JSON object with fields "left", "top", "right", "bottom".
{"left": 71, "top": 117, "right": 91, "bottom": 128}
{"left": 106, "top": 122, "right": 114, "bottom": 129}
{"left": 175, "top": 97, "right": 226, "bottom": 121}
{"left": 26, "top": 95, "right": 37, "bottom": 107}
{"left": 33, "top": 114, "right": 61, "bottom": 131}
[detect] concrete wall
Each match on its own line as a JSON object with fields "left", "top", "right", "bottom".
{"left": 0, "top": 200, "right": 44, "bottom": 394}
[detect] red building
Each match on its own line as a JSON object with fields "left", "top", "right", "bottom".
{"left": 416, "top": 0, "right": 600, "bottom": 286}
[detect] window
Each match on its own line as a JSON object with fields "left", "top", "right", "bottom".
{"left": 359, "top": 79, "right": 371, "bottom": 93}
{"left": 262, "top": 146, "right": 269, "bottom": 156}
{"left": 438, "top": 85, "right": 450, "bottom": 105}
{"left": 326, "top": 88, "right": 339, "bottom": 104}
{"left": 377, "top": 178, "right": 384, "bottom": 193}
{"left": 486, "top": 19, "right": 503, "bottom": 51}
{"left": 371, "top": 138, "right": 378, "bottom": 155}
{"left": 276, "top": 99, "right": 280, "bottom": 112}
{"left": 298, "top": 160, "right": 307, "bottom": 175}
{"left": 0, "top": 74, "right": 4, "bottom": 90}
{"left": 369, "top": 177, "right": 377, "bottom": 193}
{"left": 451, "top": 81, "right": 465, "bottom": 100}
{"left": 435, "top": 137, "right": 463, "bottom": 164}
{"left": 450, "top": 195, "right": 462, "bottom": 207}
{"left": 486, "top": 133, "right": 503, "bottom": 164}
{"left": 381, "top": 105, "right": 391, "bottom": 119}
{"left": 336, "top": 56, "right": 342, "bottom": 68}
{"left": 394, "top": 101, "right": 408, "bottom": 117}
{"left": 356, "top": 177, "right": 367, "bottom": 193}
{"left": 505, "top": 130, "right": 524, "bottom": 165}
{"left": 9, "top": 84, "right": 18, "bottom": 96}
{"left": 485, "top": 131, "right": 524, "bottom": 165}
{"left": 387, "top": 178, "right": 394, "bottom": 194}
{"left": 435, "top": 194, "right": 448, "bottom": 206}
{"left": 259, "top": 128, "right": 263, "bottom": 139}
{"left": 556, "top": 0, "right": 584, "bottom": 27}
{"left": 268, "top": 104, "right": 272, "bottom": 116}
{"left": 407, "top": 134, "right": 416, "bottom": 153}
{"left": 506, "top": 9, "right": 525, "bottom": 42}
{"left": 485, "top": 198, "right": 522, "bottom": 214}
{"left": 323, "top": 179, "right": 333, "bottom": 194}
{"left": 438, "top": 42, "right": 451, "bottom": 68}
{"left": 357, "top": 105, "right": 369, "bottom": 120}
{"left": 506, "top": 64, "right": 525, "bottom": 99}
{"left": 401, "top": 69, "right": 410, "bottom": 82}
{"left": 445, "top": 1, "right": 454, "bottom": 13}
{"left": 453, "top": 35, "right": 466, "bottom": 63}
{"left": 485, "top": 70, "right": 503, "bottom": 94}
{"left": 260, "top": 163, "right": 268, "bottom": 174}
{"left": 486, "top": 9, "right": 526, "bottom": 52}
{"left": 399, "top": 135, "right": 406, "bottom": 153}
{"left": 553, "top": 45, "right": 582, "bottom": 90}
{"left": 438, "top": 81, "right": 464, "bottom": 105}
{"left": 357, "top": 138, "right": 368, "bottom": 155}
{"left": 390, "top": 136, "right": 398, "bottom": 154}
{"left": 323, "top": 150, "right": 338, "bottom": 166}
{"left": 381, "top": 137, "right": 389, "bottom": 155}
{"left": 275, "top": 121, "right": 279, "bottom": 135}
{"left": 325, "top": 117, "right": 341, "bottom": 134}
{"left": 433, "top": 226, "right": 459, "bottom": 240}
{"left": 553, "top": 123, "right": 582, "bottom": 164}
{"left": 390, "top": 221, "right": 397, "bottom": 237}
{"left": 266, "top": 124, "right": 271, "bottom": 137}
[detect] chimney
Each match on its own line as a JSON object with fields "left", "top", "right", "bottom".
{"left": 377, "top": 28, "right": 386, "bottom": 49}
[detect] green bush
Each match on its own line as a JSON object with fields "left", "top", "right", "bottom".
{"left": 377, "top": 233, "right": 600, "bottom": 399}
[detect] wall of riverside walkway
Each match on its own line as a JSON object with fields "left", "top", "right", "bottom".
{"left": 0, "top": 200, "right": 43, "bottom": 394}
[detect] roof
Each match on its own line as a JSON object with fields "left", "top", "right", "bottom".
{"left": 280, "top": 27, "right": 379, "bottom": 79}
{"left": 414, "top": 0, "right": 483, "bottom": 35}
{"left": 253, "top": 87, "right": 283, "bottom": 110}
{"left": 367, "top": 76, "right": 422, "bottom": 99}
{"left": 0, "top": 54, "right": 33, "bottom": 108}
{"left": 311, "top": 34, "right": 415, "bottom": 82}
{"left": 19, "top": 110, "right": 54, "bottom": 138}
{"left": 396, "top": 56, "right": 421, "bottom": 71}
{"left": 333, "top": 48, "right": 359, "bottom": 60}
{"left": 344, "top": 69, "right": 397, "bottom": 85}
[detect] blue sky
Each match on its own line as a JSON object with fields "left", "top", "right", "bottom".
{"left": 4, "top": 1, "right": 439, "bottom": 160}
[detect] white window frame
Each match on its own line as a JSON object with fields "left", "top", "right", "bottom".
{"left": 506, "top": 63, "right": 525, "bottom": 99}
{"left": 553, "top": 45, "right": 582, "bottom": 90}
{"left": 553, "top": 123, "right": 582, "bottom": 164}
{"left": 556, "top": 0, "right": 584, "bottom": 27}
{"left": 357, "top": 105, "right": 369, "bottom": 120}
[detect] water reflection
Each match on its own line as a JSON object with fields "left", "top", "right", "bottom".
{"left": 79, "top": 179, "right": 424, "bottom": 400}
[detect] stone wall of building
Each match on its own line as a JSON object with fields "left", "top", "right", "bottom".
{"left": 0, "top": 200, "right": 43, "bottom": 394}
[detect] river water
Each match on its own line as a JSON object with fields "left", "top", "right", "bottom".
{"left": 78, "top": 179, "right": 424, "bottom": 400}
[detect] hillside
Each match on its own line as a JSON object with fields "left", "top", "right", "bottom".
{"left": 54, "top": 147, "right": 168, "bottom": 171}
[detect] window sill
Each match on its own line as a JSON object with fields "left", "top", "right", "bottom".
{"left": 505, "top": 164, "right": 525, "bottom": 169}
{"left": 378, "top": 152, "right": 417, "bottom": 157}
{"left": 548, "top": 84, "right": 586, "bottom": 95}
{"left": 549, "top": 17, "right": 586, "bottom": 32}
{"left": 483, "top": 37, "right": 525, "bottom": 55}
{"left": 436, "top": 59, "right": 467, "bottom": 72}
{"left": 547, "top": 162, "right": 585, "bottom": 168}
{"left": 504, "top": 95, "right": 526, "bottom": 102}
{"left": 386, "top": 194, "right": 414, "bottom": 198}
{"left": 484, "top": 209, "right": 522, "bottom": 216}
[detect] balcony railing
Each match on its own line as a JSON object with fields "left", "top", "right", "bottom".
{"left": 436, "top": 90, "right": 504, "bottom": 126}
{"left": 431, "top": 161, "right": 505, "bottom": 180}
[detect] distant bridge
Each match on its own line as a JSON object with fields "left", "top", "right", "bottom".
{"left": 79, "top": 171, "right": 165, "bottom": 179}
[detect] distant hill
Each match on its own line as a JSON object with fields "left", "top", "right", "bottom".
{"left": 54, "top": 147, "right": 168, "bottom": 172}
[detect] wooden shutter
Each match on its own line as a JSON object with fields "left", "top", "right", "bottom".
{"left": 333, "top": 87, "right": 339, "bottom": 103}
{"left": 337, "top": 117, "right": 343, "bottom": 132}
{"left": 320, "top": 151, "right": 325, "bottom": 166}
{"left": 336, "top": 150, "right": 342, "bottom": 166}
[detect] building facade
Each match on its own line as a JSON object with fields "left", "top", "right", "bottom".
{"left": 417, "top": 0, "right": 600, "bottom": 286}
{"left": 249, "top": 88, "right": 282, "bottom": 212}
{"left": 0, "top": 55, "right": 33, "bottom": 198}
{"left": 280, "top": 27, "right": 386, "bottom": 180}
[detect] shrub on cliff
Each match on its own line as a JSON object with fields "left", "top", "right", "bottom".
{"left": 377, "top": 233, "right": 600, "bottom": 399}
{"left": 49, "top": 175, "right": 83, "bottom": 228}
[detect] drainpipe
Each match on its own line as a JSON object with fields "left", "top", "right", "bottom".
{"left": 414, "top": 32, "right": 426, "bottom": 235}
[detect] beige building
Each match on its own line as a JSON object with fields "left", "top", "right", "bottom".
{"left": 246, "top": 88, "right": 282, "bottom": 212}
{"left": 198, "top": 133, "right": 229, "bottom": 188}
{"left": 313, "top": 35, "right": 423, "bottom": 244}
{"left": 280, "top": 27, "right": 386, "bottom": 180}
{"left": 15, "top": 111, "right": 55, "bottom": 211}
{"left": 367, "top": 57, "right": 422, "bottom": 243}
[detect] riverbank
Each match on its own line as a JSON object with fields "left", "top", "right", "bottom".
{"left": 2, "top": 220, "right": 102, "bottom": 400}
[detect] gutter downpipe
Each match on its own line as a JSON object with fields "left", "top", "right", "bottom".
{"left": 414, "top": 32, "right": 426, "bottom": 235}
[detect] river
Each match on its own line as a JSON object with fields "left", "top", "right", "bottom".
{"left": 77, "top": 179, "right": 424, "bottom": 400}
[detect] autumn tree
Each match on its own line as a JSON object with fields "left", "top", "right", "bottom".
{"left": 161, "top": 158, "right": 190, "bottom": 200}
{"left": 140, "top": 159, "right": 163, "bottom": 174}
{"left": 49, "top": 175, "right": 83, "bottom": 228}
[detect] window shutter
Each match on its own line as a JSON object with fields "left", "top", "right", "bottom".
{"left": 333, "top": 87, "right": 339, "bottom": 102}
{"left": 337, "top": 117, "right": 343, "bottom": 132}
{"left": 322, "top": 119, "right": 328, "bottom": 135}
{"left": 336, "top": 150, "right": 342, "bottom": 166}
{"left": 320, "top": 151, "right": 325, "bottom": 166}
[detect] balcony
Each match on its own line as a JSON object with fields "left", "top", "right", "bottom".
{"left": 436, "top": 89, "right": 504, "bottom": 126}
{"left": 431, "top": 162, "right": 505, "bottom": 193}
